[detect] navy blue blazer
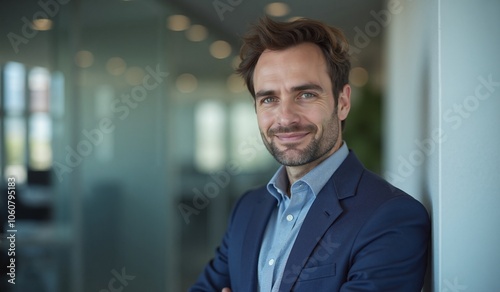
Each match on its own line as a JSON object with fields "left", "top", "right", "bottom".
{"left": 190, "top": 151, "right": 430, "bottom": 291}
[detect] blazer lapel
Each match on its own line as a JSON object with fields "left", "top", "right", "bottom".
{"left": 278, "top": 151, "right": 364, "bottom": 291}
{"left": 278, "top": 178, "right": 343, "bottom": 291}
{"left": 240, "top": 192, "right": 276, "bottom": 292}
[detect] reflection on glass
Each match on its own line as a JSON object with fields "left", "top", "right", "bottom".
{"left": 4, "top": 62, "right": 26, "bottom": 115}
{"left": 94, "top": 85, "right": 115, "bottom": 162}
{"left": 29, "top": 67, "right": 51, "bottom": 112}
{"left": 51, "top": 71, "right": 65, "bottom": 117}
{"left": 5, "top": 117, "right": 26, "bottom": 182}
{"left": 29, "top": 113, "right": 52, "bottom": 170}
{"left": 195, "top": 101, "right": 226, "bottom": 172}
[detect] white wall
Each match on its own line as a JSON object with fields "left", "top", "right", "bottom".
{"left": 384, "top": 0, "right": 500, "bottom": 291}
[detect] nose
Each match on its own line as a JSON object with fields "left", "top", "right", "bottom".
{"left": 276, "top": 98, "right": 300, "bottom": 126}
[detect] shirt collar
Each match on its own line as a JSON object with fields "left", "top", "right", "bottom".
{"left": 267, "top": 142, "right": 349, "bottom": 204}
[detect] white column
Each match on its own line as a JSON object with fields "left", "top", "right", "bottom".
{"left": 384, "top": 0, "right": 500, "bottom": 291}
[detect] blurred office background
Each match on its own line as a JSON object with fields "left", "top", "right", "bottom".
{"left": 0, "top": 0, "right": 498, "bottom": 291}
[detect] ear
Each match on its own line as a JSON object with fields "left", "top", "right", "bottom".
{"left": 337, "top": 84, "right": 351, "bottom": 121}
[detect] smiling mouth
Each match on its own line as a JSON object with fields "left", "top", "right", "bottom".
{"left": 274, "top": 132, "right": 309, "bottom": 143}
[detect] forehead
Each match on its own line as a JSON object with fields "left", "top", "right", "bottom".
{"left": 253, "top": 42, "right": 330, "bottom": 90}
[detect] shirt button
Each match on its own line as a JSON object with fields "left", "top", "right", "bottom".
{"left": 268, "top": 259, "right": 275, "bottom": 266}
{"left": 286, "top": 214, "right": 294, "bottom": 221}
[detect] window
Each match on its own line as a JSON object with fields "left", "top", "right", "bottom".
{"left": 2, "top": 62, "right": 27, "bottom": 183}
{"left": 28, "top": 67, "right": 52, "bottom": 171}
{"left": 1, "top": 62, "right": 59, "bottom": 185}
{"left": 194, "top": 101, "right": 226, "bottom": 172}
{"left": 193, "top": 100, "right": 273, "bottom": 173}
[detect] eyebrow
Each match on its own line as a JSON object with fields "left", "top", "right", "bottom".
{"left": 255, "top": 89, "right": 275, "bottom": 99}
{"left": 255, "top": 83, "right": 325, "bottom": 99}
{"left": 291, "top": 83, "right": 324, "bottom": 93}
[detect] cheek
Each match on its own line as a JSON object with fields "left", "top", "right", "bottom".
{"left": 312, "top": 111, "right": 336, "bottom": 135}
{"left": 256, "top": 111, "right": 274, "bottom": 131}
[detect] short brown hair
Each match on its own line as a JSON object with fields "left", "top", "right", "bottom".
{"left": 236, "top": 17, "right": 351, "bottom": 105}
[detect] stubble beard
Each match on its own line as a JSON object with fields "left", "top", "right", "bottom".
{"left": 261, "top": 111, "right": 340, "bottom": 167}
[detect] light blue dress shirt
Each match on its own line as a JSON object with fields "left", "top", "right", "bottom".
{"left": 257, "top": 143, "right": 349, "bottom": 292}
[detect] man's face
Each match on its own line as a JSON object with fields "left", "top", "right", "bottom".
{"left": 253, "top": 42, "right": 350, "bottom": 167}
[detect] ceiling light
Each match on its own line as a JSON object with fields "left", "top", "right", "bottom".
{"left": 75, "top": 50, "right": 94, "bottom": 68}
{"left": 287, "top": 16, "right": 303, "bottom": 22}
{"left": 231, "top": 56, "right": 241, "bottom": 70}
{"left": 265, "top": 2, "right": 290, "bottom": 17}
{"left": 106, "top": 57, "right": 127, "bottom": 76}
{"left": 209, "top": 40, "right": 232, "bottom": 59}
{"left": 32, "top": 18, "right": 53, "bottom": 31}
{"left": 227, "top": 74, "right": 245, "bottom": 93}
{"left": 167, "top": 15, "right": 190, "bottom": 31}
{"left": 349, "top": 67, "right": 369, "bottom": 87}
{"left": 186, "top": 24, "right": 208, "bottom": 42}
{"left": 176, "top": 73, "right": 198, "bottom": 93}
{"left": 125, "top": 66, "right": 146, "bottom": 86}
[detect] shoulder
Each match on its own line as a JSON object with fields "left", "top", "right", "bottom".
{"left": 352, "top": 169, "right": 431, "bottom": 242}
{"left": 360, "top": 169, "right": 428, "bottom": 214}
{"left": 336, "top": 151, "right": 427, "bottom": 214}
{"left": 334, "top": 153, "right": 430, "bottom": 230}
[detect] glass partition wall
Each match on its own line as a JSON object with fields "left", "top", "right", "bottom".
{"left": 0, "top": 1, "right": 278, "bottom": 291}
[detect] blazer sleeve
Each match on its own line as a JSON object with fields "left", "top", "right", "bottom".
{"left": 340, "top": 195, "right": 431, "bottom": 292}
{"left": 189, "top": 232, "right": 231, "bottom": 291}
{"left": 189, "top": 193, "right": 246, "bottom": 292}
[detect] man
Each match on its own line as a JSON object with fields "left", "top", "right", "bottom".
{"left": 190, "top": 17, "right": 430, "bottom": 292}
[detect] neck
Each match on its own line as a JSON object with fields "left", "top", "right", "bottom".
{"left": 285, "top": 139, "right": 343, "bottom": 187}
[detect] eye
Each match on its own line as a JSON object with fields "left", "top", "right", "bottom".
{"left": 300, "top": 92, "right": 316, "bottom": 99}
{"left": 261, "top": 96, "right": 278, "bottom": 104}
